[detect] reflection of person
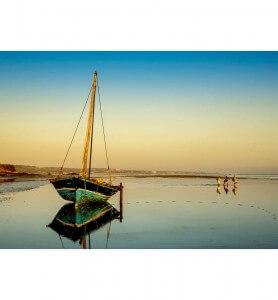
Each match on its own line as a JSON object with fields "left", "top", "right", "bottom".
{"left": 217, "top": 185, "right": 221, "bottom": 194}
{"left": 232, "top": 186, "right": 237, "bottom": 195}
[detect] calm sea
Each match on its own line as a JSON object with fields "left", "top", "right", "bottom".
{"left": 0, "top": 176, "right": 278, "bottom": 248}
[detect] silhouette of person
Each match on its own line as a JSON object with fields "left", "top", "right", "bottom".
{"left": 232, "top": 175, "right": 238, "bottom": 195}
{"left": 232, "top": 175, "right": 238, "bottom": 184}
{"left": 217, "top": 176, "right": 221, "bottom": 185}
{"left": 223, "top": 176, "right": 229, "bottom": 188}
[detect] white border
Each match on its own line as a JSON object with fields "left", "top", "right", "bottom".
{"left": 0, "top": 0, "right": 278, "bottom": 50}
{"left": 0, "top": 250, "right": 277, "bottom": 300}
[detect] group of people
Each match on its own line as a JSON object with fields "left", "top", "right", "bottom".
{"left": 216, "top": 175, "right": 238, "bottom": 195}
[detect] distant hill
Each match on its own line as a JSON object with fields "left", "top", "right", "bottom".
{"left": 0, "top": 164, "right": 16, "bottom": 173}
{"left": 0, "top": 164, "right": 142, "bottom": 177}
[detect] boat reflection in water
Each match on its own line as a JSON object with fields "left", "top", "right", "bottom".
{"left": 47, "top": 199, "right": 123, "bottom": 249}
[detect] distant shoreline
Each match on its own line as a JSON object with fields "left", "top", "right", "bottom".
{"left": 1, "top": 164, "right": 278, "bottom": 180}
{"left": 1, "top": 173, "right": 277, "bottom": 182}
{"left": 124, "top": 174, "right": 278, "bottom": 180}
{"left": 125, "top": 174, "right": 218, "bottom": 179}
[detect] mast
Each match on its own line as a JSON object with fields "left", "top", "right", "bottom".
{"left": 81, "top": 71, "right": 97, "bottom": 179}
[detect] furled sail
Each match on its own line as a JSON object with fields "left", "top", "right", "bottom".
{"left": 80, "top": 71, "right": 97, "bottom": 178}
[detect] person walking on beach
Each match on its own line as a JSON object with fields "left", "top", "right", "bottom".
{"left": 232, "top": 175, "right": 238, "bottom": 185}
{"left": 223, "top": 176, "right": 229, "bottom": 194}
{"left": 216, "top": 176, "right": 221, "bottom": 194}
{"left": 232, "top": 175, "right": 238, "bottom": 195}
{"left": 223, "top": 176, "right": 229, "bottom": 187}
{"left": 217, "top": 176, "right": 221, "bottom": 185}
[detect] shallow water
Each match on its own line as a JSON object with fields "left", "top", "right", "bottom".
{"left": 0, "top": 177, "right": 278, "bottom": 248}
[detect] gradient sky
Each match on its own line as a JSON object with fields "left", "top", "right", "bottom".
{"left": 0, "top": 51, "right": 278, "bottom": 173}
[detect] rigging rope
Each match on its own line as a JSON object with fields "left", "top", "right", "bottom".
{"left": 105, "top": 220, "right": 112, "bottom": 249}
{"left": 97, "top": 76, "right": 112, "bottom": 184}
{"left": 58, "top": 86, "right": 92, "bottom": 177}
{"left": 58, "top": 73, "right": 112, "bottom": 184}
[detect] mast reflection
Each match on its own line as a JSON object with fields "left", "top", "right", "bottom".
{"left": 47, "top": 199, "right": 123, "bottom": 249}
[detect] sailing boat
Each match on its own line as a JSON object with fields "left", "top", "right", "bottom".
{"left": 51, "top": 71, "right": 122, "bottom": 203}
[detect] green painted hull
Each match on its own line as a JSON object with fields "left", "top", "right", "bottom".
{"left": 51, "top": 177, "right": 118, "bottom": 203}
{"left": 57, "top": 188, "right": 109, "bottom": 203}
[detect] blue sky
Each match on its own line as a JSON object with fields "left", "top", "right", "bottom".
{"left": 1, "top": 51, "right": 278, "bottom": 106}
{"left": 0, "top": 52, "right": 278, "bottom": 173}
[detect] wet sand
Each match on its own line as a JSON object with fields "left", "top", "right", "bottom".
{"left": 0, "top": 178, "right": 48, "bottom": 194}
{"left": 0, "top": 177, "right": 278, "bottom": 248}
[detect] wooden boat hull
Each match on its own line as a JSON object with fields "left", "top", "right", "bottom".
{"left": 56, "top": 187, "right": 110, "bottom": 202}
{"left": 51, "top": 177, "right": 119, "bottom": 203}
